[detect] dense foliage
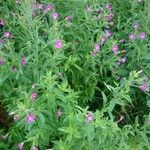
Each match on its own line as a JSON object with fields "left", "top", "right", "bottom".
{"left": 0, "top": 0, "right": 150, "bottom": 149}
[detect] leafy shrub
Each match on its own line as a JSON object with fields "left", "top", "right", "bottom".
{"left": 0, "top": 0, "right": 150, "bottom": 149}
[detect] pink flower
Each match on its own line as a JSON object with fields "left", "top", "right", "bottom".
{"left": 25, "top": 113, "right": 36, "bottom": 123}
{"left": 31, "top": 92, "right": 37, "bottom": 101}
{"left": 32, "top": 12, "right": 36, "bottom": 17}
{"left": 36, "top": 3, "right": 43, "bottom": 10}
{"left": 105, "top": 3, "right": 112, "bottom": 11}
{"left": 119, "top": 38, "right": 125, "bottom": 43}
{"left": 21, "top": 56, "right": 27, "bottom": 66}
{"left": 107, "top": 13, "right": 114, "bottom": 22}
{"left": 129, "top": 33, "right": 136, "bottom": 40}
{"left": 139, "top": 32, "right": 146, "bottom": 39}
{"left": 139, "top": 83, "right": 149, "bottom": 92}
{"left": 120, "top": 57, "right": 126, "bottom": 64}
{"left": 104, "top": 30, "right": 112, "bottom": 38}
{"left": 51, "top": 12, "right": 59, "bottom": 19}
{"left": 0, "top": 39, "right": 3, "bottom": 44}
{"left": 100, "top": 36, "right": 106, "bottom": 44}
{"left": 3, "top": 32, "right": 11, "bottom": 38}
{"left": 54, "top": 39, "right": 63, "bottom": 49}
{"left": 44, "top": 4, "right": 53, "bottom": 12}
{"left": 86, "top": 113, "right": 94, "bottom": 123}
{"left": 112, "top": 45, "right": 119, "bottom": 54}
{"left": 18, "top": 143, "right": 24, "bottom": 150}
{"left": 65, "top": 15, "right": 73, "bottom": 21}
{"left": 0, "top": 19, "right": 5, "bottom": 26}
{"left": 94, "top": 44, "right": 100, "bottom": 52}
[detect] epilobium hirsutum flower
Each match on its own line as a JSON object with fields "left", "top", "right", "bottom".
{"left": 54, "top": 39, "right": 63, "bottom": 49}
{"left": 129, "top": 33, "right": 136, "bottom": 40}
{"left": 86, "top": 113, "right": 94, "bottom": 123}
{"left": 31, "top": 92, "right": 38, "bottom": 101}
{"left": 139, "top": 83, "right": 149, "bottom": 92}
{"left": 104, "top": 30, "right": 112, "bottom": 38}
{"left": 112, "top": 45, "right": 119, "bottom": 54}
{"left": 119, "top": 38, "right": 125, "bottom": 43}
{"left": 51, "top": 12, "right": 59, "bottom": 19}
{"left": 139, "top": 32, "right": 146, "bottom": 39}
{"left": 25, "top": 113, "right": 36, "bottom": 123}
{"left": 36, "top": 3, "right": 43, "bottom": 10}
{"left": 21, "top": 56, "right": 27, "bottom": 66}
{"left": 18, "top": 143, "right": 24, "bottom": 150}
{"left": 65, "top": 15, "right": 73, "bottom": 21}
{"left": 100, "top": 36, "right": 106, "bottom": 44}
{"left": 91, "top": 44, "right": 101, "bottom": 56}
{"left": 0, "top": 19, "right": 4, "bottom": 26}
{"left": 0, "top": 39, "right": 3, "bottom": 44}
{"left": 44, "top": 4, "right": 53, "bottom": 12}
{"left": 3, "top": 32, "right": 11, "bottom": 38}
{"left": 107, "top": 13, "right": 114, "bottom": 22}
{"left": 105, "top": 3, "right": 112, "bottom": 11}
{"left": 120, "top": 57, "right": 126, "bottom": 64}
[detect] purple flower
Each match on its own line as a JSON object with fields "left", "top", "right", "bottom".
{"left": 0, "top": 19, "right": 4, "bottom": 26}
{"left": 107, "top": 13, "right": 114, "bottom": 22}
{"left": 21, "top": 56, "right": 27, "bottom": 66}
{"left": 31, "top": 92, "right": 38, "bottom": 101}
{"left": 112, "top": 45, "right": 119, "bottom": 54}
{"left": 94, "top": 44, "right": 100, "bottom": 52}
{"left": 65, "top": 15, "right": 73, "bottom": 21}
{"left": 86, "top": 113, "right": 94, "bottom": 123}
{"left": 25, "top": 113, "right": 36, "bottom": 123}
{"left": 120, "top": 57, "right": 126, "bottom": 64}
{"left": 44, "top": 4, "right": 53, "bottom": 12}
{"left": 139, "top": 83, "right": 149, "bottom": 92}
{"left": 51, "top": 12, "right": 59, "bottom": 20}
{"left": 104, "top": 30, "right": 112, "bottom": 38}
{"left": 105, "top": 3, "right": 112, "bottom": 11}
{"left": 139, "top": 32, "right": 146, "bottom": 39}
{"left": 0, "top": 58, "right": 4, "bottom": 65}
{"left": 54, "top": 39, "right": 63, "bottom": 49}
{"left": 129, "top": 33, "right": 136, "bottom": 40}
{"left": 119, "top": 38, "right": 125, "bottom": 43}
{"left": 100, "top": 36, "right": 106, "bottom": 44}
{"left": 32, "top": 12, "right": 36, "bottom": 17}
{"left": 14, "top": 115, "right": 19, "bottom": 122}
{"left": 0, "top": 39, "right": 4, "bottom": 44}
{"left": 36, "top": 3, "right": 43, "bottom": 10}
{"left": 3, "top": 32, "right": 11, "bottom": 38}
{"left": 18, "top": 143, "right": 24, "bottom": 150}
